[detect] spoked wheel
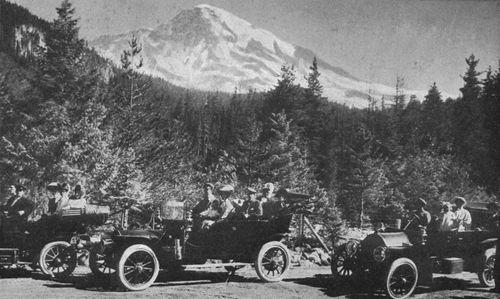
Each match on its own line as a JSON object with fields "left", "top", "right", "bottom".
{"left": 39, "top": 241, "right": 77, "bottom": 280}
{"left": 255, "top": 241, "right": 290, "bottom": 282}
{"left": 89, "top": 244, "right": 115, "bottom": 277}
{"left": 331, "top": 242, "right": 359, "bottom": 279}
{"left": 478, "top": 248, "right": 496, "bottom": 288}
{"left": 116, "top": 244, "right": 159, "bottom": 291}
{"left": 385, "top": 258, "right": 418, "bottom": 299}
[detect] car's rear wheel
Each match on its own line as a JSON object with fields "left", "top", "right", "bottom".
{"left": 255, "top": 241, "right": 290, "bottom": 282}
{"left": 478, "top": 248, "right": 495, "bottom": 288}
{"left": 39, "top": 241, "right": 77, "bottom": 280}
{"left": 385, "top": 258, "right": 418, "bottom": 299}
{"left": 331, "top": 242, "right": 359, "bottom": 279}
{"left": 116, "top": 244, "right": 159, "bottom": 291}
{"left": 89, "top": 243, "right": 115, "bottom": 277}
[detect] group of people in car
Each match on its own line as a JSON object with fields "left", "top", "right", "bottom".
{"left": 409, "top": 196, "right": 472, "bottom": 237}
{"left": 191, "top": 182, "right": 287, "bottom": 230}
{"left": 0, "top": 182, "right": 87, "bottom": 248}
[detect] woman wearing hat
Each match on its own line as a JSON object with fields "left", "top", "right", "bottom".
{"left": 452, "top": 196, "right": 471, "bottom": 231}
{"left": 438, "top": 202, "right": 455, "bottom": 232}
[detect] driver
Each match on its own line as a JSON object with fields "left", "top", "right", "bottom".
{"left": 406, "top": 198, "right": 431, "bottom": 245}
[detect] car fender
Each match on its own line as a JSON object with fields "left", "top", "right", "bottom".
{"left": 268, "top": 233, "right": 288, "bottom": 242}
{"left": 479, "top": 238, "right": 497, "bottom": 249}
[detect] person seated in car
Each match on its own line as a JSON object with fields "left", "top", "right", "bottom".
{"left": 262, "top": 188, "right": 288, "bottom": 219}
{"left": 406, "top": 198, "right": 431, "bottom": 245}
{"left": 235, "top": 187, "right": 263, "bottom": 219}
{"left": 46, "top": 182, "right": 70, "bottom": 215}
{"left": 192, "top": 183, "right": 221, "bottom": 230}
{"left": 452, "top": 196, "right": 471, "bottom": 231}
{"left": 0, "top": 185, "right": 34, "bottom": 247}
{"left": 258, "top": 182, "right": 275, "bottom": 204}
{"left": 438, "top": 202, "right": 455, "bottom": 232}
{"left": 218, "top": 184, "right": 235, "bottom": 221}
{"left": 68, "top": 184, "right": 87, "bottom": 209}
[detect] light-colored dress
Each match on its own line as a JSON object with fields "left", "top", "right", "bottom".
{"left": 439, "top": 211, "right": 455, "bottom": 231}
{"left": 454, "top": 208, "right": 472, "bottom": 231}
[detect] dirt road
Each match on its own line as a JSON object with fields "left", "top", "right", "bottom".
{"left": 0, "top": 265, "right": 497, "bottom": 299}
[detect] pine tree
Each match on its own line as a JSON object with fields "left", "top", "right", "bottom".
{"left": 421, "top": 83, "right": 444, "bottom": 149}
{"left": 305, "top": 57, "right": 323, "bottom": 98}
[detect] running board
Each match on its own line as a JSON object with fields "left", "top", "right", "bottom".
{"left": 182, "top": 262, "right": 250, "bottom": 270}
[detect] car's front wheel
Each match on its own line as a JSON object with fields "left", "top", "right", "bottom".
{"left": 331, "top": 242, "right": 359, "bottom": 279}
{"left": 385, "top": 258, "right": 418, "bottom": 299}
{"left": 478, "top": 247, "right": 495, "bottom": 288}
{"left": 116, "top": 244, "right": 159, "bottom": 291}
{"left": 89, "top": 243, "right": 115, "bottom": 277}
{"left": 255, "top": 241, "right": 290, "bottom": 282}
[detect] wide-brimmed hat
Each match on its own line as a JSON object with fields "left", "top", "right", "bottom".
{"left": 442, "top": 202, "right": 452, "bottom": 210}
{"left": 263, "top": 182, "right": 274, "bottom": 191}
{"left": 417, "top": 198, "right": 427, "bottom": 207}
{"left": 204, "top": 182, "right": 214, "bottom": 189}
{"left": 454, "top": 196, "right": 466, "bottom": 205}
{"left": 219, "top": 185, "right": 234, "bottom": 193}
{"left": 247, "top": 187, "right": 257, "bottom": 194}
{"left": 47, "top": 182, "right": 60, "bottom": 192}
{"left": 16, "top": 185, "right": 27, "bottom": 192}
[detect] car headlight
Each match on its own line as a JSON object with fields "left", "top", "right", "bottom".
{"left": 373, "top": 246, "right": 387, "bottom": 262}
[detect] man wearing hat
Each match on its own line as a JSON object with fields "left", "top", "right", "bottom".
{"left": 238, "top": 187, "right": 263, "bottom": 218}
{"left": 406, "top": 198, "right": 431, "bottom": 245}
{"left": 259, "top": 182, "right": 275, "bottom": 204}
{"left": 0, "top": 185, "right": 34, "bottom": 247}
{"left": 192, "top": 183, "right": 221, "bottom": 230}
{"left": 452, "top": 196, "right": 471, "bottom": 231}
{"left": 218, "top": 184, "right": 235, "bottom": 220}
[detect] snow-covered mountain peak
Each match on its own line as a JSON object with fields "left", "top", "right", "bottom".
{"left": 90, "top": 5, "right": 429, "bottom": 107}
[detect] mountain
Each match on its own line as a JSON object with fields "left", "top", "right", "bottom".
{"left": 91, "top": 4, "right": 426, "bottom": 107}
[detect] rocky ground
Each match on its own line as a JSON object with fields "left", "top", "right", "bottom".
{"left": 0, "top": 265, "right": 498, "bottom": 299}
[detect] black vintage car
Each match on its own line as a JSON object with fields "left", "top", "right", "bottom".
{"left": 96, "top": 194, "right": 311, "bottom": 291}
{"left": 332, "top": 203, "right": 497, "bottom": 299}
{"left": 1, "top": 205, "right": 109, "bottom": 279}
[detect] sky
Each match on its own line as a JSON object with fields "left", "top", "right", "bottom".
{"left": 9, "top": 0, "right": 500, "bottom": 96}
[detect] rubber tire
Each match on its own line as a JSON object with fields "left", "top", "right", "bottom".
{"left": 331, "top": 244, "right": 358, "bottom": 279}
{"left": 477, "top": 247, "right": 496, "bottom": 288}
{"left": 116, "top": 244, "right": 160, "bottom": 291}
{"left": 89, "top": 244, "right": 115, "bottom": 277}
{"left": 385, "top": 258, "right": 418, "bottom": 299}
{"left": 255, "top": 241, "right": 291, "bottom": 282}
{"left": 39, "top": 241, "right": 77, "bottom": 280}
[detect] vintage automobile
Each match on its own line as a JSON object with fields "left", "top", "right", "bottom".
{"left": 0, "top": 204, "right": 109, "bottom": 279}
{"left": 96, "top": 192, "right": 313, "bottom": 291}
{"left": 332, "top": 203, "right": 497, "bottom": 299}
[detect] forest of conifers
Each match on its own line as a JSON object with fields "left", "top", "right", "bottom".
{"left": 1, "top": 1, "right": 499, "bottom": 236}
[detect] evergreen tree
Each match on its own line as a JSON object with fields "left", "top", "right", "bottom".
{"left": 305, "top": 57, "right": 323, "bottom": 98}
{"left": 421, "top": 83, "right": 444, "bottom": 149}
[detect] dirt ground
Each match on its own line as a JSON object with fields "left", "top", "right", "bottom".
{"left": 0, "top": 265, "right": 498, "bottom": 299}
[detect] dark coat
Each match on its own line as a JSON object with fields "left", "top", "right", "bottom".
{"left": 240, "top": 200, "right": 263, "bottom": 217}
{"left": 2, "top": 196, "right": 34, "bottom": 221}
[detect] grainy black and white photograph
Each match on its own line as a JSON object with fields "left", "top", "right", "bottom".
{"left": 0, "top": 0, "right": 499, "bottom": 298}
